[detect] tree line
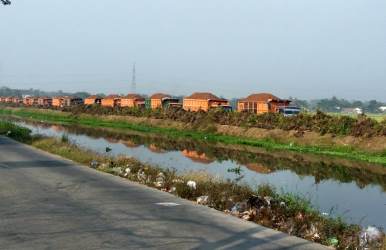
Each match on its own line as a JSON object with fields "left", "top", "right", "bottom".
{"left": 290, "top": 97, "right": 385, "bottom": 113}
{"left": 0, "top": 86, "right": 92, "bottom": 100}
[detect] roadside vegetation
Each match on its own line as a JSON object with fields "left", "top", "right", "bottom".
{"left": 63, "top": 105, "right": 386, "bottom": 137}
{"left": 1, "top": 107, "right": 386, "bottom": 165}
{"left": 0, "top": 119, "right": 32, "bottom": 142}
{"left": 1, "top": 119, "right": 384, "bottom": 249}
{"left": 2, "top": 104, "right": 386, "bottom": 137}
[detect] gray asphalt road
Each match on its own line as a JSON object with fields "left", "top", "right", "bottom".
{"left": 0, "top": 136, "right": 326, "bottom": 250}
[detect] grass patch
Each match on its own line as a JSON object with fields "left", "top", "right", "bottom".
{"left": 0, "top": 119, "right": 32, "bottom": 142}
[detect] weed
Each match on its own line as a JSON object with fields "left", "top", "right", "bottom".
{"left": 0, "top": 120, "right": 32, "bottom": 142}
{"left": 61, "top": 133, "right": 69, "bottom": 143}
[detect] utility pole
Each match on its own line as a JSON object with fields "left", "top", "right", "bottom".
{"left": 131, "top": 63, "right": 136, "bottom": 93}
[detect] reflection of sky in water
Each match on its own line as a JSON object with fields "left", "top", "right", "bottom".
{"left": 21, "top": 122, "right": 386, "bottom": 228}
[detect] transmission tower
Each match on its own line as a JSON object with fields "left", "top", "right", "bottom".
{"left": 131, "top": 63, "right": 136, "bottom": 93}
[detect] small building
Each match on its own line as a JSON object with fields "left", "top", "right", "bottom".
{"left": 379, "top": 106, "right": 386, "bottom": 112}
{"left": 150, "top": 93, "right": 180, "bottom": 109}
{"left": 23, "top": 96, "right": 38, "bottom": 106}
{"left": 120, "top": 94, "right": 145, "bottom": 108}
{"left": 342, "top": 107, "right": 363, "bottom": 115}
{"left": 84, "top": 95, "right": 102, "bottom": 105}
{"left": 37, "top": 97, "right": 52, "bottom": 107}
{"left": 4, "top": 97, "right": 13, "bottom": 103}
{"left": 237, "top": 93, "right": 291, "bottom": 114}
{"left": 11, "top": 97, "right": 22, "bottom": 104}
{"left": 52, "top": 96, "right": 83, "bottom": 107}
{"left": 52, "top": 97, "right": 64, "bottom": 107}
{"left": 101, "top": 95, "right": 121, "bottom": 108}
{"left": 0, "top": 97, "right": 6, "bottom": 103}
{"left": 23, "top": 96, "right": 31, "bottom": 105}
{"left": 63, "top": 96, "right": 83, "bottom": 107}
{"left": 183, "top": 92, "right": 229, "bottom": 112}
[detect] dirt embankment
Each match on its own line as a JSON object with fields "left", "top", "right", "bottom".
{"left": 93, "top": 114, "right": 386, "bottom": 153}
{"left": 217, "top": 125, "right": 386, "bottom": 153}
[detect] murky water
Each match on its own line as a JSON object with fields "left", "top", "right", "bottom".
{"left": 15, "top": 120, "right": 386, "bottom": 228}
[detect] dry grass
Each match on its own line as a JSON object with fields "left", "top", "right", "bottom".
{"left": 217, "top": 124, "right": 386, "bottom": 153}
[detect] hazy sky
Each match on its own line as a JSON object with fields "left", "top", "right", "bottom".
{"left": 1, "top": 0, "right": 385, "bottom": 100}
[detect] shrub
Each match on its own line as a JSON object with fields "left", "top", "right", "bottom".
{"left": 0, "top": 120, "right": 32, "bottom": 142}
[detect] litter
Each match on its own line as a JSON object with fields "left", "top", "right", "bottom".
{"left": 187, "top": 180, "right": 197, "bottom": 190}
{"left": 197, "top": 195, "right": 209, "bottom": 205}
{"left": 90, "top": 160, "right": 99, "bottom": 168}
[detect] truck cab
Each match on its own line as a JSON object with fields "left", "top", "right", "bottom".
{"left": 278, "top": 106, "right": 301, "bottom": 116}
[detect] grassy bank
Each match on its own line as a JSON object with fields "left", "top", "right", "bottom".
{"left": 2, "top": 120, "right": 384, "bottom": 249}
{"left": 1, "top": 107, "right": 386, "bottom": 165}
{"left": 327, "top": 112, "right": 386, "bottom": 122}
{"left": 0, "top": 119, "right": 32, "bottom": 142}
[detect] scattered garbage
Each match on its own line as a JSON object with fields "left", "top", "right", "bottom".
{"left": 123, "top": 167, "right": 131, "bottom": 177}
{"left": 187, "top": 180, "right": 197, "bottom": 190}
{"left": 172, "top": 178, "right": 184, "bottom": 184}
{"left": 154, "top": 172, "right": 165, "bottom": 187}
{"left": 137, "top": 169, "right": 146, "bottom": 182}
{"left": 241, "top": 211, "right": 252, "bottom": 221}
{"left": 154, "top": 181, "right": 163, "bottom": 187}
{"left": 264, "top": 196, "right": 272, "bottom": 206}
{"left": 111, "top": 167, "right": 122, "bottom": 175}
{"left": 360, "top": 226, "right": 384, "bottom": 248}
{"left": 90, "top": 160, "right": 99, "bottom": 169}
{"left": 247, "top": 195, "right": 266, "bottom": 209}
{"left": 196, "top": 195, "right": 209, "bottom": 205}
{"left": 105, "top": 146, "right": 112, "bottom": 153}
{"left": 156, "top": 172, "right": 165, "bottom": 181}
{"left": 38, "top": 146, "right": 383, "bottom": 250}
{"left": 305, "top": 224, "right": 320, "bottom": 241}
{"left": 312, "top": 233, "right": 320, "bottom": 241}
{"left": 6, "top": 130, "right": 11, "bottom": 136}
{"left": 231, "top": 201, "right": 248, "bottom": 215}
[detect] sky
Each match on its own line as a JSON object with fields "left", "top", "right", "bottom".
{"left": 0, "top": 0, "right": 385, "bottom": 101}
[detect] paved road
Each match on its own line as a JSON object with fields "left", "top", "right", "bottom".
{"left": 0, "top": 136, "right": 326, "bottom": 250}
